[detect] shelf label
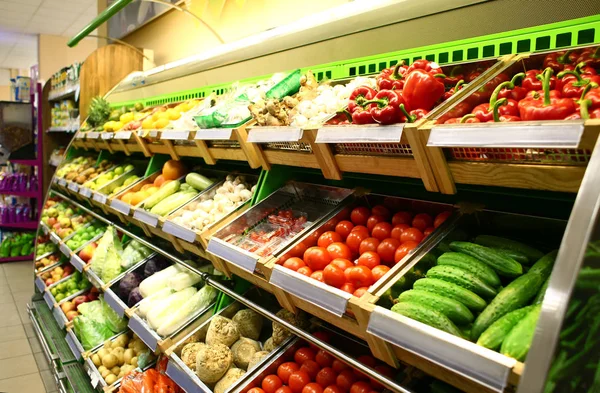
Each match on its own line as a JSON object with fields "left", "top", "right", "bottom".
{"left": 133, "top": 209, "right": 159, "bottom": 228}
{"left": 101, "top": 132, "right": 113, "bottom": 140}
{"left": 161, "top": 131, "right": 190, "bottom": 140}
{"left": 367, "top": 307, "right": 515, "bottom": 392}
{"left": 111, "top": 199, "right": 131, "bottom": 215}
{"left": 92, "top": 192, "right": 107, "bottom": 205}
{"left": 195, "top": 128, "right": 233, "bottom": 140}
{"left": 70, "top": 254, "right": 85, "bottom": 273}
{"left": 43, "top": 291, "right": 54, "bottom": 309}
{"left": 75, "top": 132, "right": 85, "bottom": 139}
{"left": 53, "top": 306, "right": 66, "bottom": 329}
{"left": 86, "top": 270, "right": 103, "bottom": 290}
{"left": 67, "top": 182, "right": 79, "bottom": 192}
{"left": 35, "top": 276, "right": 45, "bottom": 292}
{"left": 79, "top": 187, "right": 92, "bottom": 198}
{"left": 166, "top": 358, "right": 205, "bottom": 393}
{"left": 58, "top": 178, "right": 67, "bottom": 187}
{"left": 65, "top": 331, "right": 82, "bottom": 360}
{"left": 247, "top": 127, "right": 303, "bottom": 143}
{"left": 428, "top": 121, "right": 585, "bottom": 148}
{"left": 87, "top": 132, "right": 100, "bottom": 139}
{"left": 162, "top": 220, "right": 197, "bottom": 243}
{"left": 50, "top": 232, "right": 60, "bottom": 244}
{"left": 207, "top": 238, "right": 258, "bottom": 274}
{"left": 316, "top": 124, "right": 405, "bottom": 143}
{"left": 114, "top": 131, "right": 132, "bottom": 140}
{"left": 104, "top": 289, "right": 126, "bottom": 318}
{"left": 59, "top": 243, "right": 71, "bottom": 257}
{"left": 128, "top": 314, "right": 159, "bottom": 351}
{"left": 271, "top": 265, "right": 351, "bottom": 317}
{"left": 41, "top": 224, "right": 49, "bottom": 235}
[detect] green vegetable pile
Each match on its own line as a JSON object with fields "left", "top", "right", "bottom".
{"left": 73, "top": 296, "right": 128, "bottom": 350}
{"left": 0, "top": 233, "right": 34, "bottom": 258}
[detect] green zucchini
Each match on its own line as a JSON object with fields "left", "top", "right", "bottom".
{"left": 390, "top": 301, "right": 464, "bottom": 338}
{"left": 437, "top": 252, "right": 501, "bottom": 287}
{"left": 534, "top": 277, "right": 550, "bottom": 305}
{"left": 500, "top": 304, "right": 542, "bottom": 361}
{"left": 471, "top": 272, "right": 544, "bottom": 341}
{"left": 477, "top": 305, "right": 535, "bottom": 350}
{"left": 492, "top": 248, "right": 529, "bottom": 265}
{"left": 397, "top": 290, "right": 474, "bottom": 325}
{"left": 186, "top": 172, "right": 213, "bottom": 191}
{"left": 427, "top": 265, "right": 497, "bottom": 299}
{"left": 413, "top": 278, "right": 487, "bottom": 312}
{"left": 142, "top": 180, "right": 180, "bottom": 209}
{"left": 450, "top": 241, "right": 523, "bottom": 277}
{"left": 474, "top": 235, "right": 544, "bottom": 262}
{"left": 528, "top": 250, "right": 558, "bottom": 280}
{"left": 150, "top": 191, "right": 198, "bottom": 216}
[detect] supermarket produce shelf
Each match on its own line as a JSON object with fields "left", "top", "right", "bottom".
{"left": 0, "top": 254, "right": 34, "bottom": 263}
{"left": 49, "top": 85, "right": 78, "bottom": 102}
{"left": 0, "top": 190, "right": 39, "bottom": 197}
{"left": 30, "top": 299, "right": 77, "bottom": 364}
{"left": 0, "top": 221, "right": 39, "bottom": 229}
{"left": 62, "top": 362, "right": 94, "bottom": 393}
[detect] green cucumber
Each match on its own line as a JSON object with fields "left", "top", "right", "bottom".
{"left": 492, "top": 248, "right": 529, "bottom": 265}
{"left": 474, "top": 235, "right": 544, "bottom": 262}
{"left": 477, "top": 305, "right": 535, "bottom": 350}
{"left": 528, "top": 250, "right": 558, "bottom": 280}
{"left": 500, "top": 304, "right": 542, "bottom": 361}
{"left": 142, "top": 180, "right": 180, "bottom": 209}
{"left": 186, "top": 172, "right": 213, "bottom": 191}
{"left": 397, "top": 290, "right": 474, "bottom": 325}
{"left": 413, "top": 278, "right": 487, "bottom": 312}
{"left": 391, "top": 302, "right": 464, "bottom": 338}
{"left": 471, "top": 272, "right": 544, "bottom": 341}
{"left": 437, "top": 252, "right": 501, "bottom": 287}
{"left": 427, "top": 265, "right": 497, "bottom": 299}
{"left": 534, "top": 277, "right": 550, "bottom": 305}
{"left": 450, "top": 241, "right": 523, "bottom": 277}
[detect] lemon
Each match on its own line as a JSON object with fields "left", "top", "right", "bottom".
{"left": 120, "top": 112, "right": 134, "bottom": 124}
{"left": 154, "top": 118, "right": 170, "bottom": 129}
{"left": 134, "top": 113, "right": 145, "bottom": 121}
{"left": 142, "top": 118, "right": 153, "bottom": 129}
{"left": 166, "top": 108, "right": 181, "bottom": 120}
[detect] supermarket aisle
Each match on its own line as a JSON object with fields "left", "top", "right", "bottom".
{"left": 0, "top": 261, "right": 56, "bottom": 393}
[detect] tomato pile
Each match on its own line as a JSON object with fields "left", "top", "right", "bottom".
{"left": 246, "top": 335, "right": 395, "bottom": 393}
{"left": 278, "top": 204, "right": 451, "bottom": 296}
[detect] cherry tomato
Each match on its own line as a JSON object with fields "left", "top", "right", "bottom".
{"left": 309, "top": 331, "right": 332, "bottom": 351}
{"left": 377, "top": 238, "right": 401, "bottom": 264}
{"left": 318, "top": 231, "right": 343, "bottom": 248}
{"left": 371, "top": 205, "right": 391, "bottom": 219}
{"left": 302, "top": 383, "right": 324, "bottom": 393}
{"left": 315, "top": 350, "right": 335, "bottom": 368}
{"left": 323, "top": 217, "right": 340, "bottom": 231}
{"left": 335, "top": 221, "right": 354, "bottom": 240}
{"left": 300, "top": 360, "right": 320, "bottom": 379}
{"left": 394, "top": 241, "right": 419, "bottom": 263}
{"left": 304, "top": 247, "right": 332, "bottom": 271}
{"left": 392, "top": 211, "right": 412, "bottom": 226}
{"left": 340, "top": 282, "right": 356, "bottom": 294}
{"left": 424, "top": 227, "right": 434, "bottom": 237}
{"left": 332, "top": 359, "right": 350, "bottom": 373}
{"left": 283, "top": 257, "right": 306, "bottom": 272}
{"left": 353, "top": 287, "right": 369, "bottom": 297}
{"left": 346, "top": 231, "right": 368, "bottom": 254}
{"left": 346, "top": 265, "right": 373, "bottom": 287}
{"left": 400, "top": 227, "right": 424, "bottom": 244}
{"left": 356, "top": 251, "right": 380, "bottom": 270}
{"left": 412, "top": 213, "right": 433, "bottom": 231}
{"left": 327, "top": 242, "right": 352, "bottom": 260}
{"left": 371, "top": 222, "right": 392, "bottom": 241}
{"left": 295, "top": 347, "right": 316, "bottom": 365}
{"left": 290, "top": 242, "right": 308, "bottom": 258}
{"left": 323, "top": 264, "right": 346, "bottom": 288}
{"left": 311, "top": 270, "right": 324, "bottom": 282}
{"left": 275, "top": 388, "right": 293, "bottom": 393}
{"left": 349, "top": 381, "right": 372, "bottom": 393}
{"left": 262, "top": 375, "right": 283, "bottom": 393}
{"left": 390, "top": 224, "right": 410, "bottom": 240}
{"left": 337, "top": 369, "right": 358, "bottom": 392}
{"left": 324, "top": 386, "right": 344, "bottom": 393}
{"left": 366, "top": 215, "right": 385, "bottom": 232}
{"left": 434, "top": 211, "right": 451, "bottom": 228}
{"left": 371, "top": 265, "right": 390, "bottom": 282}
{"left": 248, "top": 389, "right": 266, "bottom": 393}
{"left": 331, "top": 258, "right": 354, "bottom": 270}
{"left": 350, "top": 207, "right": 370, "bottom": 226}
{"left": 289, "top": 370, "right": 311, "bottom": 393}
{"left": 358, "top": 238, "right": 380, "bottom": 255}
{"left": 351, "top": 225, "right": 370, "bottom": 236}
{"left": 316, "top": 367, "right": 338, "bottom": 387}
{"left": 303, "top": 230, "right": 322, "bottom": 248}
{"left": 278, "top": 362, "right": 301, "bottom": 384}
{"left": 297, "top": 266, "right": 313, "bottom": 276}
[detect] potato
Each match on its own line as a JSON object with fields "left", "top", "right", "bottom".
{"left": 92, "top": 354, "right": 101, "bottom": 367}
{"left": 98, "top": 349, "right": 109, "bottom": 359}
{"left": 111, "top": 366, "right": 121, "bottom": 376}
{"left": 117, "top": 335, "right": 130, "bottom": 348}
{"left": 105, "top": 374, "right": 118, "bottom": 385}
{"left": 102, "top": 354, "right": 118, "bottom": 369}
{"left": 111, "top": 340, "right": 122, "bottom": 349}
{"left": 98, "top": 366, "right": 107, "bottom": 374}
{"left": 100, "top": 369, "right": 111, "bottom": 378}
{"left": 103, "top": 340, "right": 112, "bottom": 349}
{"left": 131, "top": 357, "right": 138, "bottom": 368}
{"left": 124, "top": 349, "right": 134, "bottom": 365}
{"left": 113, "top": 348, "right": 125, "bottom": 364}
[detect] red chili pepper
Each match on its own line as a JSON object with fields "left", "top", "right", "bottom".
{"left": 556, "top": 69, "right": 600, "bottom": 98}
{"left": 350, "top": 106, "right": 375, "bottom": 124}
{"left": 576, "top": 47, "right": 600, "bottom": 69}
{"left": 489, "top": 98, "right": 521, "bottom": 122}
{"left": 403, "top": 69, "right": 446, "bottom": 111}
{"left": 443, "top": 80, "right": 465, "bottom": 101}
{"left": 543, "top": 50, "right": 579, "bottom": 72}
{"left": 399, "top": 105, "right": 428, "bottom": 123}
{"left": 362, "top": 90, "right": 404, "bottom": 124}
{"left": 518, "top": 68, "right": 576, "bottom": 120}
{"left": 377, "top": 62, "right": 407, "bottom": 90}
{"left": 444, "top": 114, "right": 480, "bottom": 124}
{"left": 443, "top": 66, "right": 464, "bottom": 86}
{"left": 522, "top": 69, "right": 558, "bottom": 92}
{"left": 496, "top": 73, "right": 527, "bottom": 102}
{"left": 405, "top": 59, "right": 443, "bottom": 75}
{"left": 348, "top": 86, "right": 376, "bottom": 113}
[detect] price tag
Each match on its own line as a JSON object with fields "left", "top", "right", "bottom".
{"left": 58, "top": 178, "right": 67, "bottom": 187}
{"left": 53, "top": 306, "right": 65, "bottom": 329}
{"left": 35, "top": 276, "right": 45, "bottom": 292}
{"left": 101, "top": 132, "right": 113, "bottom": 140}
{"left": 128, "top": 315, "right": 159, "bottom": 351}
{"left": 195, "top": 128, "right": 233, "bottom": 140}
{"left": 247, "top": 126, "right": 303, "bottom": 143}
{"left": 79, "top": 187, "right": 92, "bottom": 198}
{"left": 92, "top": 192, "right": 107, "bottom": 205}
{"left": 87, "top": 132, "right": 99, "bottom": 139}
{"left": 104, "top": 289, "right": 126, "bottom": 318}
{"left": 43, "top": 291, "right": 54, "bottom": 308}
{"left": 41, "top": 224, "right": 49, "bottom": 235}
{"left": 70, "top": 254, "right": 85, "bottom": 273}
{"left": 133, "top": 209, "right": 159, "bottom": 228}
{"left": 110, "top": 199, "right": 131, "bottom": 215}
{"left": 149, "top": 130, "right": 159, "bottom": 138}
{"left": 114, "top": 131, "right": 132, "bottom": 140}
{"left": 90, "top": 372, "right": 99, "bottom": 388}
{"left": 65, "top": 331, "right": 82, "bottom": 360}
{"left": 162, "top": 220, "right": 197, "bottom": 243}
{"left": 86, "top": 270, "right": 103, "bottom": 289}
{"left": 67, "top": 182, "right": 79, "bottom": 192}
{"left": 75, "top": 132, "right": 85, "bottom": 139}
{"left": 59, "top": 243, "right": 71, "bottom": 257}
{"left": 206, "top": 238, "right": 258, "bottom": 274}
{"left": 316, "top": 124, "right": 404, "bottom": 143}
{"left": 166, "top": 359, "right": 203, "bottom": 393}
{"left": 161, "top": 131, "right": 190, "bottom": 140}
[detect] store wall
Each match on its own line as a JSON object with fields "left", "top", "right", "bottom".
{"left": 38, "top": 35, "right": 98, "bottom": 84}
{"left": 0, "top": 68, "right": 30, "bottom": 101}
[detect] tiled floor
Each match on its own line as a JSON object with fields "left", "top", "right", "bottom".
{"left": 0, "top": 261, "right": 56, "bottom": 393}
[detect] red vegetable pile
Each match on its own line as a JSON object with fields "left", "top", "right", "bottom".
{"left": 277, "top": 204, "right": 451, "bottom": 297}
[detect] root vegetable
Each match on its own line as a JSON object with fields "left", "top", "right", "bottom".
{"left": 263, "top": 337, "right": 276, "bottom": 352}
{"left": 105, "top": 374, "right": 118, "bottom": 385}
{"left": 124, "top": 349, "right": 134, "bottom": 365}
{"left": 214, "top": 368, "right": 246, "bottom": 393}
{"left": 102, "top": 354, "right": 118, "bottom": 369}
{"left": 101, "top": 369, "right": 111, "bottom": 378}
{"left": 98, "top": 349, "right": 108, "bottom": 359}
{"left": 231, "top": 338, "right": 261, "bottom": 370}
{"left": 247, "top": 351, "right": 269, "bottom": 370}
{"left": 181, "top": 342, "right": 204, "bottom": 372}
{"left": 206, "top": 316, "right": 240, "bottom": 347}
{"left": 232, "top": 309, "right": 263, "bottom": 340}
{"left": 195, "top": 343, "right": 233, "bottom": 384}
{"left": 92, "top": 354, "right": 101, "bottom": 367}
{"left": 131, "top": 357, "right": 138, "bottom": 368}
{"left": 272, "top": 309, "right": 309, "bottom": 345}
{"left": 111, "top": 366, "right": 121, "bottom": 375}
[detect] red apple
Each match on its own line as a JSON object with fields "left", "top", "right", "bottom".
{"left": 63, "top": 265, "right": 73, "bottom": 275}
{"left": 45, "top": 278, "right": 53, "bottom": 286}
{"left": 61, "top": 301, "right": 75, "bottom": 313}
{"left": 72, "top": 295, "right": 87, "bottom": 308}
{"left": 47, "top": 217, "right": 57, "bottom": 226}
{"left": 87, "top": 292, "right": 99, "bottom": 301}
{"left": 65, "top": 311, "right": 78, "bottom": 321}
{"left": 79, "top": 243, "right": 97, "bottom": 263}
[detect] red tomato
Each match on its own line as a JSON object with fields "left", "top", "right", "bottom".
{"left": 350, "top": 207, "right": 370, "bottom": 225}
{"left": 335, "top": 221, "right": 354, "bottom": 240}
{"left": 390, "top": 224, "right": 410, "bottom": 240}
{"left": 332, "top": 359, "right": 350, "bottom": 373}
{"left": 290, "top": 242, "right": 308, "bottom": 258}
{"left": 394, "top": 241, "right": 419, "bottom": 263}
{"left": 294, "top": 347, "right": 316, "bottom": 365}
{"left": 371, "top": 205, "right": 391, "bottom": 219}
{"left": 300, "top": 360, "right": 320, "bottom": 379}
{"left": 351, "top": 225, "right": 369, "bottom": 236}
{"left": 304, "top": 247, "right": 332, "bottom": 271}
{"left": 346, "top": 231, "right": 368, "bottom": 254}
{"left": 323, "top": 264, "right": 346, "bottom": 288}
{"left": 262, "top": 375, "right": 283, "bottom": 393}
{"left": 346, "top": 265, "right": 373, "bottom": 287}
{"left": 353, "top": 287, "right": 369, "bottom": 297}
{"left": 309, "top": 331, "right": 332, "bottom": 351}
{"left": 434, "top": 211, "right": 451, "bottom": 228}
{"left": 302, "top": 383, "right": 324, "bottom": 393}
{"left": 358, "top": 238, "right": 380, "bottom": 255}
{"left": 340, "top": 282, "right": 356, "bottom": 294}
{"left": 371, "top": 265, "right": 390, "bottom": 282}
{"left": 337, "top": 370, "right": 358, "bottom": 392}
{"left": 278, "top": 362, "right": 301, "bottom": 384}
{"left": 331, "top": 258, "right": 354, "bottom": 270}
{"left": 335, "top": 207, "right": 351, "bottom": 221}
{"left": 316, "top": 367, "right": 338, "bottom": 387}
{"left": 392, "top": 211, "right": 412, "bottom": 226}
{"left": 371, "top": 222, "right": 392, "bottom": 241}
{"left": 366, "top": 215, "right": 385, "bottom": 232}
{"left": 275, "top": 388, "right": 293, "bottom": 393}
{"left": 323, "top": 217, "right": 339, "bottom": 231}
{"left": 327, "top": 242, "right": 352, "bottom": 260}
{"left": 400, "top": 228, "right": 424, "bottom": 244}
{"left": 376, "top": 238, "right": 401, "bottom": 264}
{"left": 248, "top": 389, "right": 266, "bottom": 393}
{"left": 424, "top": 227, "right": 434, "bottom": 237}
{"left": 412, "top": 213, "right": 433, "bottom": 231}
{"left": 303, "top": 230, "right": 322, "bottom": 248}
{"left": 311, "top": 270, "right": 324, "bottom": 282}
{"left": 349, "top": 381, "right": 372, "bottom": 393}
{"left": 297, "top": 266, "right": 313, "bottom": 276}
{"left": 324, "top": 387, "right": 344, "bottom": 393}
{"left": 318, "top": 231, "right": 343, "bottom": 248}
{"left": 356, "top": 251, "right": 380, "bottom": 270}
{"left": 315, "top": 350, "right": 335, "bottom": 368}
{"left": 289, "top": 371, "right": 311, "bottom": 393}
{"left": 283, "top": 257, "right": 305, "bottom": 271}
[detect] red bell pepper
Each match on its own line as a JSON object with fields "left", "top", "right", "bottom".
{"left": 522, "top": 69, "right": 558, "bottom": 92}
{"left": 348, "top": 86, "right": 376, "bottom": 113}
{"left": 399, "top": 105, "right": 428, "bottom": 123}
{"left": 580, "top": 83, "right": 600, "bottom": 110}
{"left": 518, "top": 68, "right": 576, "bottom": 120}
{"left": 475, "top": 72, "right": 510, "bottom": 102}
{"left": 525, "top": 89, "right": 562, "bottom": 100}
{"left": 543, "top": 50, "right": 579, "bottom": 72}
{"left": 402, "top": 69, "right": 446, "bottom": 111}
{"left": 576, "top": 47, "right": 600, "bottom": 69}
{"left": 405, "top": 59, "right": 443, "bottom": 76}
{"left": 377, "top": 62, "right": 407, "bottom": 90}
{"left": 443, "top": 80, "right": 465, "bottom": 101}
{"left": 496, "top": 73, "right": 527, "bottom": 102}
{"left": 472, "top": 87, "right": 519, "bottom": 122}
{"left": 489, "top": 98, "right": 521, "bottom": 122}
{"left": 562, "top": 62, "right": 598, "bottom": 81}
{"left": 443, "top": 66, "right": 464, "bottom": 86}
{"left": 362, "top": 90, "right": 404, "bottom": 124}
{"left": 350, "top": 106, "right": 375, "bottom": 124}
{"left": 444, "top": 114, "right": 480, "bottom": 124}
{"left": 556, "top": 69, "right": 600, "bottom": 98}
